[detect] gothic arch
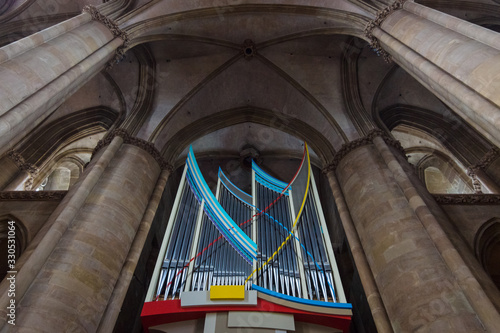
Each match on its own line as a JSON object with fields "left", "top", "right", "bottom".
{"left": 32, "top": 149, "right": 91, "bottom": 191}
{"left": 15, "top": 107, "right": 119, "bottom": 166}
{"left": 474, "top": 218, "right": 500, "bottom": 289}
{"left": 148, "top": 48, "right": 348, "bottom": 152}
{"left": 119, "top": 3, "right": 376, "bottom": 149}
{"left": 120, "top": 3, "right": 371, "bottom": 41}
{"left": 410, "top": 148, "right": 474, "bottom": 193}
{"left": 159, "top": 106, "right": 336, "bottom": 165}
{"left": 375, "top": 104, "right": 493, "bottom": 166}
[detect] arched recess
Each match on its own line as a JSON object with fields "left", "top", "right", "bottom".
{"left": 410, "top": 148, "right": 474, "bottom": 194}
{"left": 475, "top": 218, "right": 500, "bottom": 290}
{"left": 375, "top": 104, "right": 493, "bottom": 166}
{"left": 41, "top": 161, "right": 81, "bottom": 191}
{"left": 0, "top": 215, "right": 28, "bottom": 281}
{"left": 15, "top": 107, "right": 119, "bottom": 166}
{"left": 159, "top": 106, "right": 336, "bottom": 166}
{"left": 33, "top": 149, "right": 91, "bottom": 191}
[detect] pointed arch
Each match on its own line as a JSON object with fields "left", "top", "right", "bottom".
{"left": 159, "top": 106, "right": 336, "bottom": 165}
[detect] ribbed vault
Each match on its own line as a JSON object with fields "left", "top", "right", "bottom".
{"left": 160, "top": 106, "right": 336, "bottom": 165}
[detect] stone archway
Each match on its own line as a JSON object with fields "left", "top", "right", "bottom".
{"left": 475, "top": 219, "right": 500, "bottom": 290}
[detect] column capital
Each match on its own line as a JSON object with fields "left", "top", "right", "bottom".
{"left": 92, "top": 129, "right": 174, "bottom": 172}
{"left": 82, "top": 5, "right": 130, "bottom": 70}
{"left": 7, "top": 150, "right": 39, "bottom": 190}
{"left": 364, "top": 0, "right": 410, "bottom": 62}
{"left": 322, "top": 129, "right": 405, "bottom": 174}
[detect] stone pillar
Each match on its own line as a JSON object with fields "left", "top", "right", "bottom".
{"left": 325, "top": 170, "right": 393, "bottom": 332}
{"left": 399, "top": 154, "right": 500, "bottom": 312}
{"left": 0, "top": 5, "right": 128, "bottom": 156}
{"left": 0, "top": 130, "right": 171, "bottom": 332}
{"left": 330, "top": 131, "right": 500, "bottom": 331}
{"left": 366, "top": 0, "right": 500, "bottom": 147}
{"left": 97, "top": 167, "right": 171, "bottom": 332}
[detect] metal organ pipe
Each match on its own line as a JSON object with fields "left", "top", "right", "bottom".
{"left": 147, "top": 148, "right": 347, "bottom": 308}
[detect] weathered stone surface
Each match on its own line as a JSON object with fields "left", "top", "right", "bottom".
{"left": 14, "top": 144, "right": 161, "bottom": 332}
{"left": 336, "top": 143, "right": 485, "bottom": 332}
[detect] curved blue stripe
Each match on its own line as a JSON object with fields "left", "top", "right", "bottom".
{"left": 187, "top": 162, "right": 255, "bottom": 260}
{"left": 252, "top": 161, "right": 290, "bottom": 192}
{"left": 255, "top": 174, "right": 290, "bottom": 195}
{"left": 252, "top": 284, "right": 352, "bottom": 310}
{"left": 187, "top": 147, "right": 257, "bottom": 260}
{"left": 186, "top": 162, "right": 253, "bottom": 263}
{"left": 187, "top": 149, "right": 255, "bottom": 251}
{"left": 218, "top": 168, "right": 253, "bottom": 206}
{"left": 185, "top": 173, "right": 252, "bottom": 263}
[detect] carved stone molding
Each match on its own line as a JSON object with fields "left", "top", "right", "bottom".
{"left": 364, "top": 0, "right": 409, "bottom": 63}
{"left": 7, "top": 150, "right": 37, "bottom": 174}
{"left": 322, "top": 135, "right": 373, "bottom": 174}
{"left": 82, "top": 5, "right": 130, "bottom": 70}
{"left": 471, "top": 147, "right": 500, "bottom": 172}
{"left": 322, "top": 129, "right": 405, "bottom": 173}
{"left": 434, "top": 194, "right": 500, "bottom": 205}
{"left": 92, "top": 129, "right": 173, "bottom": 172}
{"left": 466, "top": 168, "right": 484, "bottom": 194}
{"left": 7, "top": 150, "right": 39, "bottom": 190}
{"left": 466, "top": 147, "right": 499, "bottom": 193}
{"left": 376, "top": 129, "right": 407, "bottom": 157}
{"left": 7, "top": 149, "right": 25, "bottom": 167}
{"left": 106, "top": 47, "right": 128, "bottom": 71}
{"left": 0, "top": 191, "right": 67, "bottom": 201}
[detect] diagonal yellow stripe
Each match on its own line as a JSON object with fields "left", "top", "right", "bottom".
{"left": 245, "top": 143, "right": 311, "bottom": 284}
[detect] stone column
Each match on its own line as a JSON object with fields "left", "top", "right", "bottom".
{"left": 366, "top": 0, "right": 500, "bottom": 147}
{"left": 0, "top": 5, "right": 128, "bottom": 156}
{"left": 330, "top": 131, "right": 500, "bottom": 331}
{"left": 0, "top": 130, "right": 171, "bottom": 332}
{"left": 97, "top": 167, "right": 171, "bottom": 332}
{"left": 325, "top": 170, "right": 393, "bottom": 332}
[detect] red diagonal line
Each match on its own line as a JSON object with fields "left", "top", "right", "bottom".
{"left": 156, "top": 148, "right": 306, "bottom": 301}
